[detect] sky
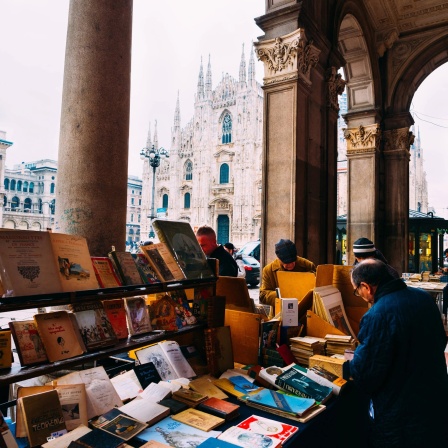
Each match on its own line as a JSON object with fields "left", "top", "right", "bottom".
{"left": 0, "top": 1, "right": 447, "bottom": 216}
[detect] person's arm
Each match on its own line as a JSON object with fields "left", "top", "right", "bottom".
{"left": 259, "top": 265, "right": 278, "bottom": 308}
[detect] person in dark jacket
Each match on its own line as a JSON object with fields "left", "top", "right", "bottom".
{"left": 195, "top": 225, "right": 238, "bottom": 277}
{"left": 346, "top": 258, "right": 448, "bottom": 448}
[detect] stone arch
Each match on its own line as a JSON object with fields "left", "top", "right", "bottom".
{"left": 3, "top": 219, "right": 16, "bottom": 229}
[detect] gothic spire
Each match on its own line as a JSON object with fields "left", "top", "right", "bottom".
{"left": 248, "top": 42, "right": 256, "bottom": 82}
{"left": 206, "top": 54, "right": 212, "bottom": 94}
{"left": 154, "top": 119, "right": 159, "bottom": 149}
{"left": 146, "top": 122, "right": 152, "bottom": 149}
{"left": 197, "top": 56, "right": 205, "bottom": 99}
{"left": 239, "top": 43, "right": 246, "bottom": 84}
{"left": 174, "top": 91, "right": 181, "bottom": 128}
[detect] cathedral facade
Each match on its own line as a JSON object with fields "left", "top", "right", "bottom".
{"left": 140, "top": 45, "right": 264, "bottom": 247}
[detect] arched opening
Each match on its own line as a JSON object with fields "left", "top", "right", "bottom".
{"left": 219, "top": 163, "right": 229, "bottom": 184}
{"left": 217, "top": 215, "right": 230, "bottom": 245}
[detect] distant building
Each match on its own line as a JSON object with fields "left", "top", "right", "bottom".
{"left": 140, "top": 45, "right": 263, "bottom": 247}
{"left": 0, "top": 131, "right": 142, "bottom": 247}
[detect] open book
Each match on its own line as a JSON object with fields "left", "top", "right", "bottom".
{"left": 134, "top": 340, "right": 196, "bottom": 380}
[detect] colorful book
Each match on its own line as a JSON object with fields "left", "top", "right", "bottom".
{"left": 134, "top": 416, "right": 222, "bottom": 446}
{"left": 0, "top": 409, "right": 18, "bottom": 448}
{"left": 140, "top": 243, "right": 186, "bottom": 282}
{"left": 108, "top": 249, "right": 144, "bottom": 286}
{"left": 217, "top": 426, "right": 281, "bottom": 448}
{"left": 124, "top": 296, "right": 152, "bottom": 335}
{"left": 33, "top": 311, "right": 87, "bottom": 362}
{"left": 0, "top": 230, "right": 99, "bottom": 296}
{"left": 204, "top": 326, "right": 234, "bottom": 377}
{"left": 237, "top": 414, "right": 299, "bottom": 443}
{"left": 197, "top": 438, "right": 241, "bottom": 448}
{"left": 171, "top": 408, "right": 225, "bottom": 432}
{"left": 102, "top": 298, "right": 129, "bottom": 339}
{"left": 0, "top": 330, "right": 12, "bottom": 369}
{"left": 90, "top": 256, "right": 122, "bottom": 288}
{"left": 135, "top": 340, "right": 196, "bottom": 380}
{"left": 8, "top": 320, "right": 48, "bottom": 366}
{"left": 90, "top": 408, "right": 147, "bottom": 441}
{"left": 189, "top": 376, "right": 229, "bottom": 400}
{"left": 197, "top": 397, "right": 240, "bottom": 421}
{"left": 275, "top": 364, "right": 333, "bottom": 404}
{"left": 19, "top": 389, "right": 67, "bottom": 447}
{"left": 227, "top": 376, "right": 259, "bottom": 394}
{"left": 152, "top": 219, "right": 215, "bottom": 280}
{"left": 69, "top": 301, "right": 118, "bottom": 350}
{"left": 132, "top": 253, "right": 161, "bottom": 284}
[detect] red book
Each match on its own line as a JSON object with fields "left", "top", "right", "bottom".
{"left": 102, "top": 298, "right": 129, "bottom": 339}
{"left": 197, "top": 397, "right": 240, "bottom": 421}
{"left": 237, "top": 414, "right": 299, "bottom": 443}
{"left": 91, "top": 256, "right": 122, "bottom": 288}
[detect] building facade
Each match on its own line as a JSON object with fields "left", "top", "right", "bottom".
{"left": 140, "top": 46, "right": 264, "bottom": 247}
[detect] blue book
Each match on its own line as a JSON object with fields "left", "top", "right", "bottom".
{"left": 134, "top": 416, "right": 222, "bottom": 446}
{"left": 197, "top": 437, "right": 242, "bottom": 448}
{"left": 228, "top": 375, "right": 259, "bottom": 394}
{"left": 246, "top": 388, "right": 316, "bottom": 416}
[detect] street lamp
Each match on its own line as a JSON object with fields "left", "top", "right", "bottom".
{"left": 140, "top": 144, "right": 169, "bottom": 238}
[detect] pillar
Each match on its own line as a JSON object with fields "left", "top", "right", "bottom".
{"left": 382, "top": 127, "right": 413, "bottom": 274}
{"left": 55, "top": 0, "right": 133, "bottom": 255}
{"left": 345, "top": 123, "right": 381, "bottom": 266}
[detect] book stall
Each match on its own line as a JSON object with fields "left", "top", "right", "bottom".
{"left": 0, "top": 221, "right": 370, "bottom": 448}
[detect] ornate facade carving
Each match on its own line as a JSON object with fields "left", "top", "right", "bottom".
{"left": 383, "top": 127, "right": 414, "bottom": 160}
{"left": 344, "top": 124, "right": 381, "bottom": 154}
{"left": 254, "top": 28, "right": 320, "bottom": 86}
{"left": 326, "top": 67, "right": 346, "bottom": 111}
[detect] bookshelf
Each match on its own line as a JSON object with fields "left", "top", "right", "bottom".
{"left": 0, "top": 276, "right": 217, "bottom": 408}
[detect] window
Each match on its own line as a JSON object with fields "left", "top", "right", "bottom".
{"left": 185, "top": 160, "right": 193, "bottom": 181}
{"left": 17, "top": 180, "right": 22, "bottom": 192}
{"left": 23, "top": 181, "right": 28, "bottom": 193}
{"left": 184, "top": 192, "right": 191, "bottom": 209}
{"left": 50, "top": 199, "right": 55, "bottom": 214}
{"left": 220, "top": 163, "right": 229, "bottom": 184}
{"left": 29, "top": 182, "right": 34, "bottom": 193}
{"left": 24, "top": 198, "right": 32, "bottom": 210}
{"left": 138, "top": 199, "right": 141, "bottom": 206}
{"left": 4, "top": 179, "right": 9, "bottom": 190}
{"left": 131, "top": 214, "right": 134, "bottom": 222}
{"left": 222, "top": 114, "right": 232, "bottom": 144}
{"left": 10, "top": 179, "right": 16, "bottom": 191}
{"left": 138, "top": 214, "right": 141, "bottom": 222}
{"left": 11, "top": 196, "right": 20, "bottom": 210}
{"left": 50, "top": 183, "right": 55, "bottom": 194}
{"left": 162, "top": 194, "right": 169, "bottom": 209}
{"left": 131, "top": 197, "right": 135, "bottom": 205}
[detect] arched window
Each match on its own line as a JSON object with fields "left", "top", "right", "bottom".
{"left": 4, "top": 178, "right": 9, "bottom": 190}
{"left": 184, "top": 193, "right": 191, "bottom": 209}
{"left": 222, "top": 114, "right": 232, "bottom": 144}
{"left": 185, "top": 160, "right": 193, "bottom": 181}
{"left": 3, "top": 196, "right": 7, "bottom": 206}
{"left": 24, "top": 198, "right": 32, "bottom": 210}
{"left": 11, "top": 196, "right": 20, "bottom": 210}
{"left": 23, "top": 181, "right": 28, "bottom": 193}
{"left": 10, "top": 179, "right": 16, "bottom": 191}
{"left": 17, "top": 180, "right": 22, "bottom": 192}
{"left": 50, "top": 199, "right": 55, "bottom": 214}
{"left": 162, "top": 194, "right": 169, "bottom": 209}
{"left": 29, "top": 182, "right": 34, "bottom": 193}
{"left": 50, "top": 183, "right": 55, "bottom": 194}
{"left": 220, "top": 164, "right": 229, "bottom": 184}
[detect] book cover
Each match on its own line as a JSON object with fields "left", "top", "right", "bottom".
{"left": 90, "top": 408, "right": 147, "bottom": 441}
{"left": 135, "top": 340, "right": 196, "bottom": 380}
{"left": 102, "top": 298, "right": 129, "bottom": 340}
{"left": 118, "top": 397, "right": 170, "bottom": 426}
{"left": 124, "top": 296, "right": 152, "bottom": 335}
{"left": 150, "top": 293, "right": 197, "bottom": 331}
{"left": 139, "top": 442, "right": 171, "bottom": 448}
{"left": 306, "top": 365, "right": 347, "bottom": 395}
{"left": 189, "top": 376, "right": 229, "bottom": 400}
{"left": 90, "top": 257, "right": 122, "bottom": 288}
{"left": 197, "top": 438, "right": 241, "bottom": 448}
{"left": 42, "top": 424, "right": 91, "bottom": 448}
{"left": 108, "top": 249, "right": 144, "bottom": 286}
{"left": 227, "top": 376, "right": 259, "bottom": 394}
{"left": 275, "top": 364, "right": 333, "bottom": 404}
{"left": 171, "top": 408, "right": 225, "bottom": 432}
{"left": 133, "top": 362, "right": 162, "bottom": 389}
{"left": 217, "top": 426, "right": 281, "bottom": 448}
{"left": 192, "top": 295, "right": 226, "bottom": 328}
{"left": 245, "top": 388, "right": 316, "bottom": 416}
{"left": 67, "top": 427, "right": 125, "bottom": 448}
{"left": 172, "top": 388, "right": 208, "bottom": 406}
{"left": 212, "top": 378, "right": 247, "bottom": 399}
{"left": 0, "top": 410, "right": 18, "bottom": 448}
{"left": 204, "top": 326, "right": 234, "bottom": 377}
{"left": 50, "top": 366, "right": 123, "bottom": 420}
{"left": 20, "top": 389, "right": 66, "bottom": 447}
{"left": 8, "top": 320, "right": 48, "bottom": 366}
{"left": 132, "top": 253, "right": 161, "bottom": 284}
{"left": 0, "top": 330, "right": 12, "bottom": 369}
{"left": 281, "top": 298, "right": 298, "bottom": 327}
{"left": 308, "top": 354, "right": 347, "bottom": 378}
{"left": 197, "top": 397, "right": 240, "bottom": 421}
{"left": 140, "top": 243, "right": 186, "bottom": 282}
{"left": 236, "top": 415, "right": 299, "bottom": 443}
{"left": 157, "top": 398, "right": 189, "bottom": 415}
{"left": 134, "top": 416, "right": 221, "bottom": 446}
{"left": 152, "top": 219, "right": 215, "bottom": 280}
{"left": 34, "top": 311, "right": 86, "bottom": 362}
{"left": 110, "top": 369, "right": 143, "bottom": 402}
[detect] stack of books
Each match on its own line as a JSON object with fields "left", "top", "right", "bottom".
{"left": 288, "top": 336, "right": 325, "bottom": 366}
{"left": 324, "top": 333, "right": 357, "bottom": 356}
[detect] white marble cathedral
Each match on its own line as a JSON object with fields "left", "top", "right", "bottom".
{"left": 140, "top": 45, "right": 264, "bottom": 247}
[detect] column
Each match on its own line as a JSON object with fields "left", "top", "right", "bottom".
{"left": 55, "top": 0, "right": 133, "bottom": 255}
{"left": 344, "top": 123, "right": 381, "bottom": 266}
{"left": 382, "top": 127, "right": 413, "bottom": 273}
{"left": 254, "top": 29, "right": 322, "bottom": 265}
